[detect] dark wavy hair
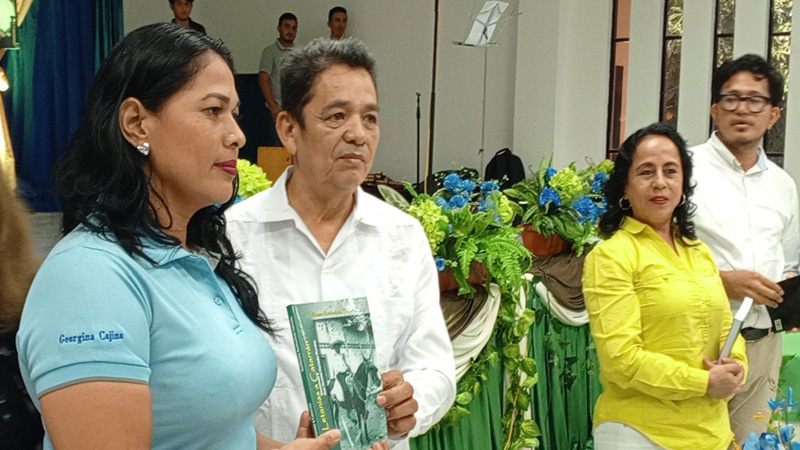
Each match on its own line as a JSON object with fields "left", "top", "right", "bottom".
{"left": 599, "top": 122, "right": 696, "bottom": 243}
{"left": 712, "top": 54, "right": 784, "bottom": 107}
{"left": 55, "top": 23, "right": 272, "bottom": 333}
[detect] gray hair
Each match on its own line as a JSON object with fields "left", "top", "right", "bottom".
{"left": 280, "top": 37, "right": 377, "bottom": 127}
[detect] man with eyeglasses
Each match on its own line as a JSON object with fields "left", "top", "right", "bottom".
{"left": 691, "top": 53, "right": 800, "bottom": 445}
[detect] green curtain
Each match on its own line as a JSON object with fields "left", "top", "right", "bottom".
{"left": 410, "top": 285, "right": 602, "bottom": 450}
{"left": 528, "top": 287, "right": 602, "bottom": 450}
{"left": 411, "top": 337, "right": 505, "bottom": 450}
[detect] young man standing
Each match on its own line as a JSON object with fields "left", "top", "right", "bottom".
{"left": 168, "top": 0, "right": 205, "bottom": 35}
{"left": 328, "top": 6, "right": 347, "bottom": 40}
{"left": 259, "top": 13, "right": 297, "bottom": 121}
{"left": 691, "top": 54, "right": 800, "bottom": 445}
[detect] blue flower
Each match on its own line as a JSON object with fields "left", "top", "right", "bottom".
{"left": 594, "top": 172, "right": 608, "bottom": 183}
{"left": 436, "top": 197, "right": 449, "bottom": 210}
{"left": 743, "top": 431, "right": 761, "bottom": 450}
{"left": 781, "top": 424, "right": 795, "bottom": 444}
{"left": 538, "top": 187, "right": 562, "bottom": 207}
{"left": 597, "top": 197, "right": 608, "bottom": 215}
{"left": 788, "top": 387, "right": 799, "bottom": 409}
{"left": 544, "top": 167, "right": 557, "bottom": 182}
{"left": 769, "top": 398, "right": 787, "bottom": 412}
{"left": 443, "top": 173, "right": 462, "bottom": 193}
{"left": 449, "top": 195, "right": 468, "bottom": 209}
{"left": 435, "top": 257, "right": 446, "bottom": 272}
{"left": 760, "top": 432, "right": 781, "bottom": 450}
{"left": 791, "top": 442, "right": 800, "bottom": 450}
{"left": 460, "top": 179, "right": 476, "bottom": 193}
{"left": 478, "top": 197, "right": 495, "bottom": 212}
{"left": 481, "top": 180, "right": 500, "bottom": 194}
{"left": 572, "top": 196, "right": 598, "bottom": 224}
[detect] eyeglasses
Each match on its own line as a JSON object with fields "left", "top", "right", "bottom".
{"left": 717, "top": 93, "right": 772, "bottom": 113}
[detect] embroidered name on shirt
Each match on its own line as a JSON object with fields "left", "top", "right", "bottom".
{"left": 58, "top": 331, "right": 125, "bottom": 344}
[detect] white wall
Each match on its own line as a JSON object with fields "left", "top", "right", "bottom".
{"left": 122, "top": 0, "right": 519, "bottom": 183}
{"left": 513, "top": 0, "right": 612, "bottom": 170}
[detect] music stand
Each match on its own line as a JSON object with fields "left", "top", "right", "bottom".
{"left": 453, "top": 1, "right": 517, "bottom": 177}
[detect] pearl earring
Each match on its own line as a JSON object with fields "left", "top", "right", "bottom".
{"left": 136, "top": 142, "right": 150, "bottom": 156}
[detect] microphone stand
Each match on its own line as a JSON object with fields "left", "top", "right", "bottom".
{"left": 416, "top": 92, "right": 421, "bottom": 184}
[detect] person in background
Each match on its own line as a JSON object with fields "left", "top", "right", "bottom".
{"left": 583, "top": 123, "right": 747, "bottom": 450}
{"left": 169, "top": 0, "right": 206, "bottom": 35}
{"left": 328, "top": 6, "right": 347, "bottom": 40}
{"left": 227, "top": 38, "right": 456, "bottom": 450}
{"left": 259, "top": 12, "right": 298, "bottom": 121}
{"left": 0, "top": 165, "right": 44, "bottom": 450}
{"left": 16, "top": 23, "right": 342, "bottom": 450}
{"left": 691, "top": 53, "right": 800, "bottom": 445}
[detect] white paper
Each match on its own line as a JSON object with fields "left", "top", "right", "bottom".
{"left": 464, "top": 1, "right": 509, "bottom": 46}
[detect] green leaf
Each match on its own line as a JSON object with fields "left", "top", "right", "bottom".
{"left": 455, "top": 391, "right": 474, "bottom": 405}
{"left": 517, "top": 390, "right": 530, "bottom": 411}
{"left": 520, "top": 419, "right": 541, "bottom": 436}
{"left": 521, "top": 357, "right": 537, "bottom": 375}
{"left": 503, "top": 343, "right": 521, "bottom": 359}
{"left": 377, "top": 184, "right": 410, "bottom": 209}
{"left": 522, "top": 373, "right": 539, "bottom": 388}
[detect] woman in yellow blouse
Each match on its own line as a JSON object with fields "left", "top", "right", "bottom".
{"left": 583, "top": 123, "right": 747, "bottom": 450}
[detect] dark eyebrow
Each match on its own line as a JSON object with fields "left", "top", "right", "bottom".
{"left": 322, "top": 99, "right": 380, "bottom": 114}
{"left": 202, "top": 92, "right": 241, "bottom": 108}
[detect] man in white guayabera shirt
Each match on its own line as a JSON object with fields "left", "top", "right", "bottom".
{"left": 227, "top": 37, "right": 456, "bottom": 450}
{"left": 691, "top": 53, "right": 800, "bottom": 446}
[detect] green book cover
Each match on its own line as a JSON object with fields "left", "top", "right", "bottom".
{"left": 287, "top": 297, "right": 388, "bottom": 450}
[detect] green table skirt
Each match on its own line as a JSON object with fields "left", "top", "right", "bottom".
{"left": 411, "top": 286, "right": 602, "bottom": 450}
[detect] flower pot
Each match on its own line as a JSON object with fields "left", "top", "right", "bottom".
{"left": 438, "top": 261, "right": 488, "bottom": 292}
{"left": 519, "top": 223, "right": 568, "bottom": 256}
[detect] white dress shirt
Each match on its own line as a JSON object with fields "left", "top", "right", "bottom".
{"left": 226, "top": 167, "right": 456, "bottom": 449}
{"left": 691, "top": 132, "right": 800, "bottom": 328}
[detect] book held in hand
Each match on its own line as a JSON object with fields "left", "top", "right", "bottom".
{"left": 287, "top": 298, "right": 388, "bottom": 450}
{"left": 719, "top": 297, "right": 752, "bottom": 362}
{"left": 773, "top": 276, "right": 800, "bottom": 332}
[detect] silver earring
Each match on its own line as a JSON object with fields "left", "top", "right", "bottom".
{"left": 678, "top": 194, "right": 686, "bottom": 206}
{"left": 619, "top": 197, "right": 631, "bottom": 211}
{"left": 136, "top": 142, "right": 150, "bottom": 156}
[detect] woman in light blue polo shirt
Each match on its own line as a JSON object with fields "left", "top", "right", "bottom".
{"left": 16, "top": 23, "right": 342, "bottom": 450}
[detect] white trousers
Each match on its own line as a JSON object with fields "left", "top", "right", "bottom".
{"left": 593, "top": 422, "right": 666, "bottom": 450}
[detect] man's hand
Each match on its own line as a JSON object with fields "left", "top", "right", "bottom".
{"left": 377, "top": 370, "right": 418, "bottom": 439}
{"left": 704, "top": 357, "right": 745, "bottom": 399}
{"left": 719, "top": 270, "right": 783, "bottom": 307}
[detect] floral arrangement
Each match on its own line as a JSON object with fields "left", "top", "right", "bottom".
{"left": 398, "top": 172, "right": 540, "bottom": 449}
{"left": 404, "top": 172, "right": 530, "bottom": 297}
{"left": 505, "top": 157, "right": 613, "bottom": 256}
{"left": 742, "top": 388, "right": 800, "bottom": 450}
{"left": 236, "top": 159, "right": 272, "bottom": 200}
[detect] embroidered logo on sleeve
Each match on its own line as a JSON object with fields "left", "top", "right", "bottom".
{"left": 58, "top": 331, "right": 125, "bottom": 344}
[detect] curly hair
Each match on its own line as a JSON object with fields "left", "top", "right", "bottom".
{"left": 599, "top": 122, "right": 696, "bottom": 243}
{"left": 55, "top": 23, "right": 272, "bottom": 333}
{"left": 0, "top": 167, "right": 40, "bottom": 332}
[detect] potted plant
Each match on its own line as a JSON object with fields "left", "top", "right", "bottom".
{"left": 380, "top": 172, "right": 539, "bottom": 448}
{"left": 505, "top": 157, "right": 613, "bottom": 256}
{"left": 401, "top": 173, "right": 532, "bottom": 296}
